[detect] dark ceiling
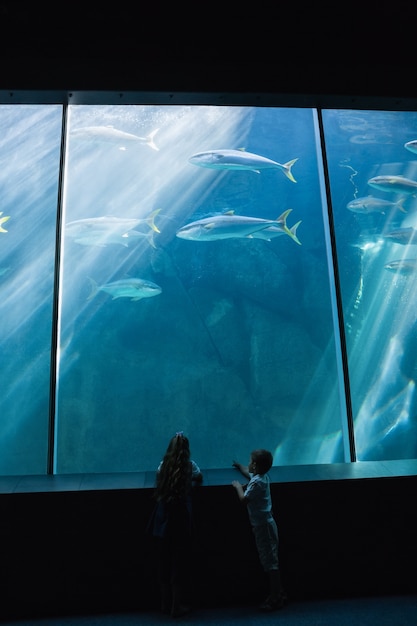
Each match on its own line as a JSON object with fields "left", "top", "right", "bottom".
{"left": 0, "top": 1, "right": 416, "bottom": 100}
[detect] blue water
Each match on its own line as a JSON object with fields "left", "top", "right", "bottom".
{"left": 1, "top": 104, "right": 417, "bottom": 475}
{"left": 0, "top": 105, "right": 62, "bottom": 474}
{"left": 324, "top": 109, "right": 417, "bottom": 461}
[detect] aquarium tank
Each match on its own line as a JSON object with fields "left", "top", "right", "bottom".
{"left": 1, "top": 100, "right": 417, "bottom": 476}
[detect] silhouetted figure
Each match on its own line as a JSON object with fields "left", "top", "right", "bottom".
{"left": 232, "top": 449, "right": 286, "bottom": 611}
{"left": 147, "top": 432, "right": 202, "bottom": 617}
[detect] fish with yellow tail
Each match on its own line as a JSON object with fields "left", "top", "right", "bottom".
{"left": 87, "top": 277, "right": 162, "bottom": 302}
{"left": 0, "top": 212, "right": 10, "bottom": 233}
{"left": 347, "top": 196, "right": 406, "bottom": 215}
{"left": 383, "top": 227, "right": 417, "bottom": 245}
{"left": 70, "top": 126, "right": 160, "bottom": 151}
{"left": 176, "top": 209, "right": 301, "bottom": 244}
{"left": 65, "top": 209, "right": 162, "bottom": 247}
{"left": 367, "top": 175, "right": 417, "bottom": 196}
{"left": 188, "top": 149, "right": 298, "bottom": 182}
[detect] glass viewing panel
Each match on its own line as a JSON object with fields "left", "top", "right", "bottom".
{"left": 55, "top": 104, "right": 346, "bottom": 474}
{"left": 0, "top": 105, "right": 62, "bottom": 474}
{"left": 4, "top": 102, "right": 415, "bottom": 477}
{"left": 323, "top": 109, "right": 417, "bottom": 461}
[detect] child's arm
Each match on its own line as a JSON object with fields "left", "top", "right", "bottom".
{"left": 232, "top": 460, "right": 251, "bottom": 479}
{"left": 232, "top": 480, "right": 247, "bottom": 503}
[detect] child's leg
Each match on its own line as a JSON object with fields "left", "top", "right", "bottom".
{"left": 269, "top": 568, "right": 284, "bottom": 602}
{"left": 259, "top": 569, "right": 287, "bottom": 611}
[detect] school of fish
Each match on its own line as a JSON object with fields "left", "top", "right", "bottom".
{"left": 2, "top": 124, "right": 303, "bottom": 302}
{"left": 346, "top": 136, "right": 417, "bottom": 276}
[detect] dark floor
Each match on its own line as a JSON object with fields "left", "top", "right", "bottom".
{"left": 2, "top": 595, "right": 417, "bottom": 626}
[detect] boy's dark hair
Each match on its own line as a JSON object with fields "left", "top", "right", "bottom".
{"left": 251, "top": 449, "right": 273, "bottom": 474}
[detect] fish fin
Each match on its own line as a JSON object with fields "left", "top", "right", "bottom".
{"left": 146, "top": 128, "right": 160, "bottom": 151}
{"left": 87, "top": 277, "right": 98, "bottom": 301}
{"left": 283, "top": 158, "right": 298, "bottom": 183}
{"left": 288, "top": 220, "right": 302, "bottom": 245}
{"left": 146, "top": 208, "right": 162, "bottom": 233}
{"left": 0, "top": 215, "right": 10, "bottom": 232}
{"left": 223, "top": 210, "right": 235, "bottom": 215}
{"left": 275, "top": 209, "right": 301, "bottom": 244}
{"left": 204, "top": 222, "right": 216, "bottom": 230}
{"left": 252, "top": 169, "right": 261, "bottom": 174}
{"left": 237, "top": 147, "right": 246, "bottom": 152}
{"left": 276, "top": 209, "right": 293, "bottom": 225}
{"left": 131, "top": 296, "right": 143, "bottom": 301}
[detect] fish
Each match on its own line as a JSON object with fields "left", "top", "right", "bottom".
{"left": 347, "top": 196, "right": 406, "bottom": 214}
{"left": 65, "top": 210, "right": 161, "bottom": 246}
{"left": 367, "top": 175, "right": 417, "bottom": 196}
{"left": 0, "top": 212, "right": 10, "bottom": 233}
{"left": 243, "top": 209, "right": 302, "bottom": 245}
{"left": 188, "top": 149, "right": 298, "bottom": 182}
{"left": 176, "top": 210, "right": 301, "bottom": 243}
{"left": 404, "top": 140, "right": 417, "bottom": 155}
{"left": 383, "top": 227, "right": 417, "bottom": 245}
{"left": 68, "top": 228, "right": 157, "bottom": 248}
{"left": 69, "top": 126, "right": 160, "bottom": 151}
{"left": 87, "top": 277, "right": 162, "bottom": 301}
{"left": 384, "top": 259, "right": 417, "bottom": 275}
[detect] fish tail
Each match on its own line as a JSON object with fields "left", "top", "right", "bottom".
{"left": 146, "top": 208, "right": 162, "bottom": 233}
{"left": 146, "top": 128, "right": 160, "bottom": 151}
{"left": 396, "top": 200, "right": 407, "bottom": 214}
{"left": 87, "top": 277, "right": 98, "bottom": 301}
{"left": 276, "top": 209, "right": 301, "bottom": 244}
{"left": 288, "top": 220, "right": 302, "bottom": 245}
{"left": 276, "top": 208, "right": 293, "bottom": 225}
{"left": 282, "top": 158, "right": 298, "bottom": 183}
{"left": 147, "top": 230, "right": 157, "bottom": 249}
{"left": 0, "top": 214, "right": 10, "bottom": 233}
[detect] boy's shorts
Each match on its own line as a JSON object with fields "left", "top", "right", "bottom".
{"left": 252, "top": 519, "right": 279, "bottom": 571}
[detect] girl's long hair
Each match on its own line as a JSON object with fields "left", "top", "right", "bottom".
{"left": 155, "top": 433, "right": 192, "bottom": 503}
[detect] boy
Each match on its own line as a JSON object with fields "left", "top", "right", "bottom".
{"left": 232, "top": 449, "right": 286, "bottom": 611}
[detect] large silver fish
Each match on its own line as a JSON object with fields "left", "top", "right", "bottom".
{"left": 176, "top": 210, "right": 300, "bottom": 242}
{"left": 87, "top": 277, "right": 162, "bottom": 301}
{"left": 65, "top": 210, "right": 161, "bottom": 247}
{"left": 70, "top": 126, "right": 160, "bottom": 151}
{"left": 188, "top": 149, "right": 298, "bottom": 182}
{"left": 383, "top": 227, "right": 417, "bottom": 245}
{"left": 404, "top": 140, "right": 417, "bottom": 155}
{"left": 347, "top": 196, "right": 406, "bottom": 214}
{"left": 367, "top": 175, "right": 417, "bottom": 196}
{"left": 69, "top": 228, "right": 156, "bottom": 248}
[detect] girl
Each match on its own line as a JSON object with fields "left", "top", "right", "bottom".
{"left": 148, "top": 432, "right": 202, "bottom": 617}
